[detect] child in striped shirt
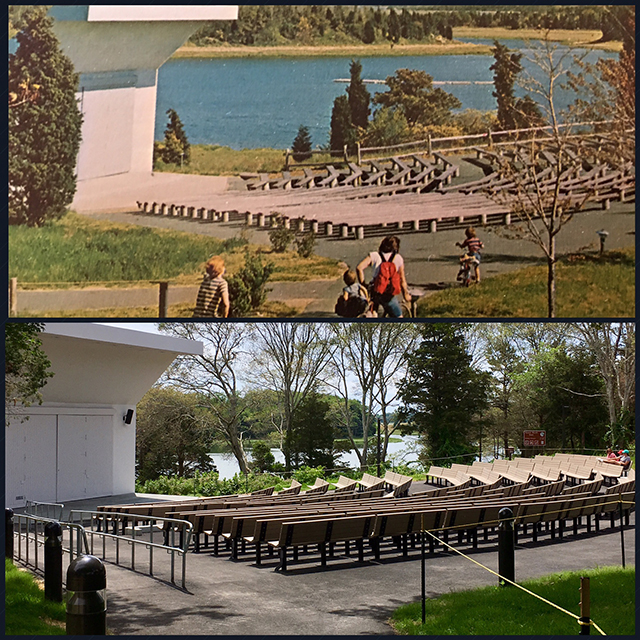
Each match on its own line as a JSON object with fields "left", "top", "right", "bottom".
{"left": 193, "top": 256, "right": 230, "bottom": 318}
{"left": 456, "top": 227, "right": 484, "bottom": 283}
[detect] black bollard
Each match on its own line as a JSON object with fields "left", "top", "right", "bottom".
{"left": 66, "top": 555, "right": 107, "bottom": 635}
{"left": 498, "top": 507, "right": 515, "bottom": 587}
{"left": 44, "top": 521, "right": 63, "bottom": 602}
{"left": 5, "top": 508, "right": 14, "bottom": 562}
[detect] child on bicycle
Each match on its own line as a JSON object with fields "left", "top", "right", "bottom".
{"left": 456, "top": 227, "right": 484, "bottom": 284}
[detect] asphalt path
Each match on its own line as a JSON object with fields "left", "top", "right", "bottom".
{"left": 47, "top": 491, "right": 635, "bottom": 636}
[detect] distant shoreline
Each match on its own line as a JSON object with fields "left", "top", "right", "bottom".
{"left": 173, "top": 27, "right": 621, "bottom": 60}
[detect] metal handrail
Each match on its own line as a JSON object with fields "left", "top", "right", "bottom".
{"left": 11, "top": 513, "right": 89, "bottom": 580}
{"left": 69, "top": 510, "right": 193, "bottom": 590}
{"left": 25, "top": 500, "right": 65, "bottom": 521}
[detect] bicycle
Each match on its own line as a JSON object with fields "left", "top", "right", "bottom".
{"left": 457, "top": 253, "right": 479, "bottom": 287}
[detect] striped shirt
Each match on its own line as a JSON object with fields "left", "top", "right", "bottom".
{"left": 461, "top": 237, "right": 483, "bottom": 254}
{"left": 193, "top": 275, "right": 229, "bottom": 317}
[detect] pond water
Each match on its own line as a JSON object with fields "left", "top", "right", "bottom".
{"left": 156, "top": 42, "right": 615, "bottom": 149}
{"left": 209, "top": 434, "right": 421, "bottom": 479}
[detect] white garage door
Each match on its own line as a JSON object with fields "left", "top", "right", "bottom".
{"left": 5, "top": 414, "right": 58, "bottom": 506}
{"left": 57, "top": 415, "right": 114, "bottom": 502}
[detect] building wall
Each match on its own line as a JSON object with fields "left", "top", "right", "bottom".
{"left": 5, "top": 405, "right": 136, "bottom": 508}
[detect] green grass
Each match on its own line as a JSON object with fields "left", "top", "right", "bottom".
{"left": 9, "top": 213, "right": 343, "bottom": 288}
{"left": 417, "top": 249, "right": 635, "bottom": 318}
{"left": 391, "top": 565, "right": 635, "bottom": 636}
{"left": 5, "top": 559, "right": 66, "bottom": 635}
{"left": 155, "top": 144, "right": 344, "bottom": 176}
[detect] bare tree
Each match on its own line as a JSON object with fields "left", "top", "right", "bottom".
{"left": 250, "top": 323, "right": 333, "bottom": 471}
{"left": 158, "top": 323, "right": 251, "bottom": 474}
{"left": 326, "top": 324, "right": 419, "bottom": 469}
{"left": 568, "top": 322, "right": 635, "bottom": 444}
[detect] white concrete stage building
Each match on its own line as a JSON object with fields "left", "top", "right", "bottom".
{"left": 5, "top": 323, "right": 203, "bottom": 509}
{"left": 48, "top": 5, "right": 238, "bottom": 210}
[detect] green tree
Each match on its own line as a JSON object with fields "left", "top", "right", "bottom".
{"left": 162, "top": 108, "right": 190, "bottom": 165}
{"left": 346, "top": 59, "right": 370, "bottom": 130}
{"left": 400, "top": 324, "right": 490, "bottom": 466}
{"left": 8, "top": 6, "right": 82, "bottom": 227}
{"left": 362, "top": 20, "right": 376, "bottom": 44}
{"left": 291, "top": 392, "right": 336, "bottom": 468}
{"left": 387, "top": 8, "right": 401, "bottom": 44}
{"left": 249, "top": 440, "right": 276, "bottom": 473}
{"left": 5, "top": 323, "right": 54, "bottom": 414}
{"left": 490, "top": 40, "right": 524, "bottom": 130}
{"left": 136, "top": 387, "right": 216, "bottom": 482}
{"left": 373, "top": 69, "right": 461, "bottom": 128}
{"left": 361, "top": 107, "right": 410, "bottom": 148}
{"left": 291, "top": 124, "right": 313, "bottom": 161}
{"left": 329, "top": 94, "right": 357, "bottom": 154}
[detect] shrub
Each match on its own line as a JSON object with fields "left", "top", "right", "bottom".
{"left": 295, "top": 230, "right": 316, "bottom": 258}
{"left": 227, "top": 249, "right": 275, "bottom": 317}
{"left": 292, "top": 465, "right": 325, "bottom": 485}
{"left": 268, "top": 215, "right": 295, "bottom": 253}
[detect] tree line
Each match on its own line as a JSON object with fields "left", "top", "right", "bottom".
{"left": 135, "top": 323, "right": 635, "bottom": 483}
{"left": 188, "top": 5, "right": 630, "bottom": 47}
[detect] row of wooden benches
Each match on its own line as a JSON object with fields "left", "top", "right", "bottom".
{"left": 243, "top": 153, "right": 460, "bottom": 194}
{"left": 164, "top": 489, "right": 634, "bottom": 571}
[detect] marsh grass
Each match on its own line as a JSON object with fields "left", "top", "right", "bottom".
{"left": 5, "top": 559, "right": 66, "bottom": 635}
{"left": 417, "top": 249, "right": 635, "bottom": 318}
{"left": 391, "top": 566, "right": 634, "bottom": 636}
{"left": 9, "top": 213, "right": 342, "bottom": 288}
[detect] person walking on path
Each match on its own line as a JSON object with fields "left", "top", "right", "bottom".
{"left": 357, "top": 235, "right": 411, "bottom": 318}
{"left": 456, "top": 226, "right": 484, "bottom": 284}
{"left": 193, "top": 255, "right": 230, "bottom": 318}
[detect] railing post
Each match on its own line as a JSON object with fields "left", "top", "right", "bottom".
{"left": 285, "top": 149, "right": 290, "bottom": 170}
{"left": 44, "top": 521, "right": 63, "bottom": 602}
{"left": 343, "top": 145, "right": 348, "bottom": 163}
{"left": 5, "top": 508, "right": 14, "bottom": 562}
{"left": 498, "top": 507, "right": 515, "bottom": 586}
{"left": 427, "top": 133, "right": 432, "bottom": 155}
{"left": 356, "top": 142, "right": 361, "bottom": 165}
{"left": 158, "top": 282, "right": 168, "bottom": 319}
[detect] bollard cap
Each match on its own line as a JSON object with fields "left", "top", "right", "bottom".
{"left": 45, "top": 521, "right": 62, "bottom": 537}
{"left": 499, "top": 507, "right": 514, "bottom": 519}
{"left": 67, "top": 555, "right": 106, "bottom": 591}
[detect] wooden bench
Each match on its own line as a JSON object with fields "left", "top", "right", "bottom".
{"left": 383, "top": 470, "right": 413, "bottom": 497}
{"left": 357, "top": 473, "right": 385, "bottom": 491}
{"left": 269, "top": 514, "right": 377, "bottom": 571}
{"left": 317, "top": 165, "right": 341, "bottom": 188}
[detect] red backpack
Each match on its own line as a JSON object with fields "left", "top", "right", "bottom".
{"left": 372, "top": 252, "right": 401, "bottom": 297}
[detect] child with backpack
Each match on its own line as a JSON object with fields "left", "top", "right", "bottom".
{"left": 335, "top": 269, "right": 371, "bottom": 317}
{"left": 356, "top": 235, "right": 411, "bottom": 318}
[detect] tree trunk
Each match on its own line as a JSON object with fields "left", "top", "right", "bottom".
{"left": 228, "top": 430, "right": 249, "bottom": 475}
{"left": 547, "top": 238, "right": 556, "bottom": 318}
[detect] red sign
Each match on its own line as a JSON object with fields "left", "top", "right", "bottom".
{"left": 523, "top": 430, "right": 546, "bottom": 447}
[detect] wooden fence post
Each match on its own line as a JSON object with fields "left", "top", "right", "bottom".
{"left": 285, "top": 149, "right": 290, "bottom": 170}
{"left": 158, "top": 282, "right": 168, "bottom": 318}
{"left": 9, "top": 277, "right": 17, "bottom": 317}
{"left": 356, "top": 142, "right": 361, "bottom": 165}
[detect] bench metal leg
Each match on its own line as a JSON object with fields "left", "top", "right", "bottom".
{"left": 256, "top": 543, "right": 261, "bottom": 566}
{"left": 275, "top": 547, "right": 287, "bottom": 572}
{"left": 357, "top": 539, "right": 364, "bottom": 563}
{"left": 320, "top": 543, "right": 327, "bottom": 567}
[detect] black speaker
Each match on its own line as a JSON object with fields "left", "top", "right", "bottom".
{"left": 123, "top": 409, "right": 134, "bottom": 424}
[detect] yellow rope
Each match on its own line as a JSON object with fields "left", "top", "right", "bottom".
{"left": 420, "top": 526, "right": 608, "bottom": 635}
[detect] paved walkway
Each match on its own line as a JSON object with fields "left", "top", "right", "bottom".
{"left": 42, "top": 492, "right": 636, "bottom": 636}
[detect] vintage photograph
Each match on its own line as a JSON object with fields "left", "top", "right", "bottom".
{"left": 7, "top": 5, "right": 635, "bottom": 319}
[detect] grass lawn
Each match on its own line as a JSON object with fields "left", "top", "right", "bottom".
{"left": 417, "top": 249, "right": 635, "bottom": 318}
{"left": 5, "top": 559, "right": 66, "bottom": 635}
{"left": 9, "top": 213, "right": 343, "bottom": 288}
{"left": 391, "top": 565, "right": 635, "bottom": 636}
